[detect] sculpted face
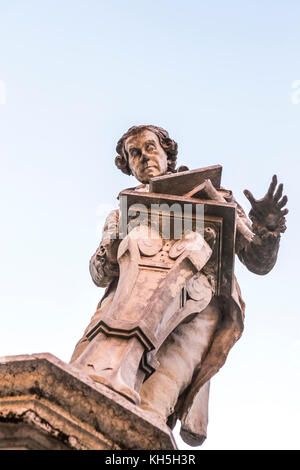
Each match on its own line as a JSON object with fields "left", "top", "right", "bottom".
{"left": 125, "top": 130, "right": 168, "bottom": 183}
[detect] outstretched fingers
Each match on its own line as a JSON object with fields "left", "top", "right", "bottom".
{"left": 267, "top": 174, "right": 278, "bottom": 198}
{"left": 278, "top": 194, "right": 288, "bottom": 209}
{"left": 243, "top": 189, "right": 256, "bottom": 207}
{"left": 274, "top": 183, "right": 283, "bottom": 202}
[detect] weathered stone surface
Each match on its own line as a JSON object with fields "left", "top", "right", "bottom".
{"left": 71, "top": 124, "right": 288, "bottom": 447}
{"left": 0, "top": 353, "right": 177, "bottom": 450}
{"left": 0, "top": 125, "right": 288, "bottom": 450}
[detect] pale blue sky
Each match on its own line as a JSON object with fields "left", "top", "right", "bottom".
{"left": 0, "top": 0, "right": 299, "bottom": 450}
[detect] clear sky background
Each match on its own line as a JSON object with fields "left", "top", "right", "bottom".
{"left": 0, "top": 0, "right": 299, "bottom": 450}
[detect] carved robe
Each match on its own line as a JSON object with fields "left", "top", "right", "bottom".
{"left": 70, "top": 184, "right": 281, "bottom": 446}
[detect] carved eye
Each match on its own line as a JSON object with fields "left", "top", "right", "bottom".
{"left": 130, "top": 148, "right": 140, "bottom": 158}
{"left": 146, "top": 144, "right": 155, "bottom": 152}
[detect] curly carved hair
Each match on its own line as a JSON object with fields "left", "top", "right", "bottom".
{"left": 115, "top": 125, "right": 178, "bottom": 176}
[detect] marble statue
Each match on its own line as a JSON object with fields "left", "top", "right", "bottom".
{"left": 70, "top": 125, "right": 288, "bottom": 446}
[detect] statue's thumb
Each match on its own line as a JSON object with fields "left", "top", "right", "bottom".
{"left": 243, "top": 190, "right": 255, "bottom": 206}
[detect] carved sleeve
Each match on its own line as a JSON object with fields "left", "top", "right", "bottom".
{"left": 89, "top": 209, "right": 120, "bottom": 288}
{"left": 235, "top": 202, "right": 281, "bottom": 275}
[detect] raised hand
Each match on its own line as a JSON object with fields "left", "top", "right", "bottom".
{"left": 244, "top": 175, "right": 288, "bottom": 233}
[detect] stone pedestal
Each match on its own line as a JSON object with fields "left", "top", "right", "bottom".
{"left": 0, "top": 354, "right": 177, "bottom": 450}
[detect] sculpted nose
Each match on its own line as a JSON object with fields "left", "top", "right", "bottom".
{"left": 141, "top": 153, "right": 150, "bottom": 164}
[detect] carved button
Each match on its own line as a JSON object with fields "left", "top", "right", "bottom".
{"left": 159, "top": 251, "right": 169, "bottom": 262}
{"left": 162, "top": 241, "right": 173, "bottom": 252}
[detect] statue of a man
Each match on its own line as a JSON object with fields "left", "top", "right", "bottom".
{"left": 70, "top": 125, "right": 288, "bottom": 446}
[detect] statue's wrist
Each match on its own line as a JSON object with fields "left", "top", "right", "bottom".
{"left": 250, "top": 214, "right": 282, "bottom": 240}
{"left": 95, "top": 242, "right": 119, "bottom": 276}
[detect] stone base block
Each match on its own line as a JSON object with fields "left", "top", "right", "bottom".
{"left": 0, "top": 353, "right": 177, "bottom": 450}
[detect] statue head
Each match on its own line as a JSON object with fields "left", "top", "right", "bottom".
{"left": 115, "top": 125, "right": 178, "bottom": 183}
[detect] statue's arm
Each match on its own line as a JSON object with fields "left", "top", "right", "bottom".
{"left": 236, "top": 175, "right": 288, "bottom": 275}
{"left": 89, "top": 209, "right": 121, "bottom": 287}
{"left": 236, "top": 215, "right": 281, "bottom": 275}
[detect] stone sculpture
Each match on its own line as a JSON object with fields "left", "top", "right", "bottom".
{"left": 70, "top": 125, "right": 288, "bottom": 446}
